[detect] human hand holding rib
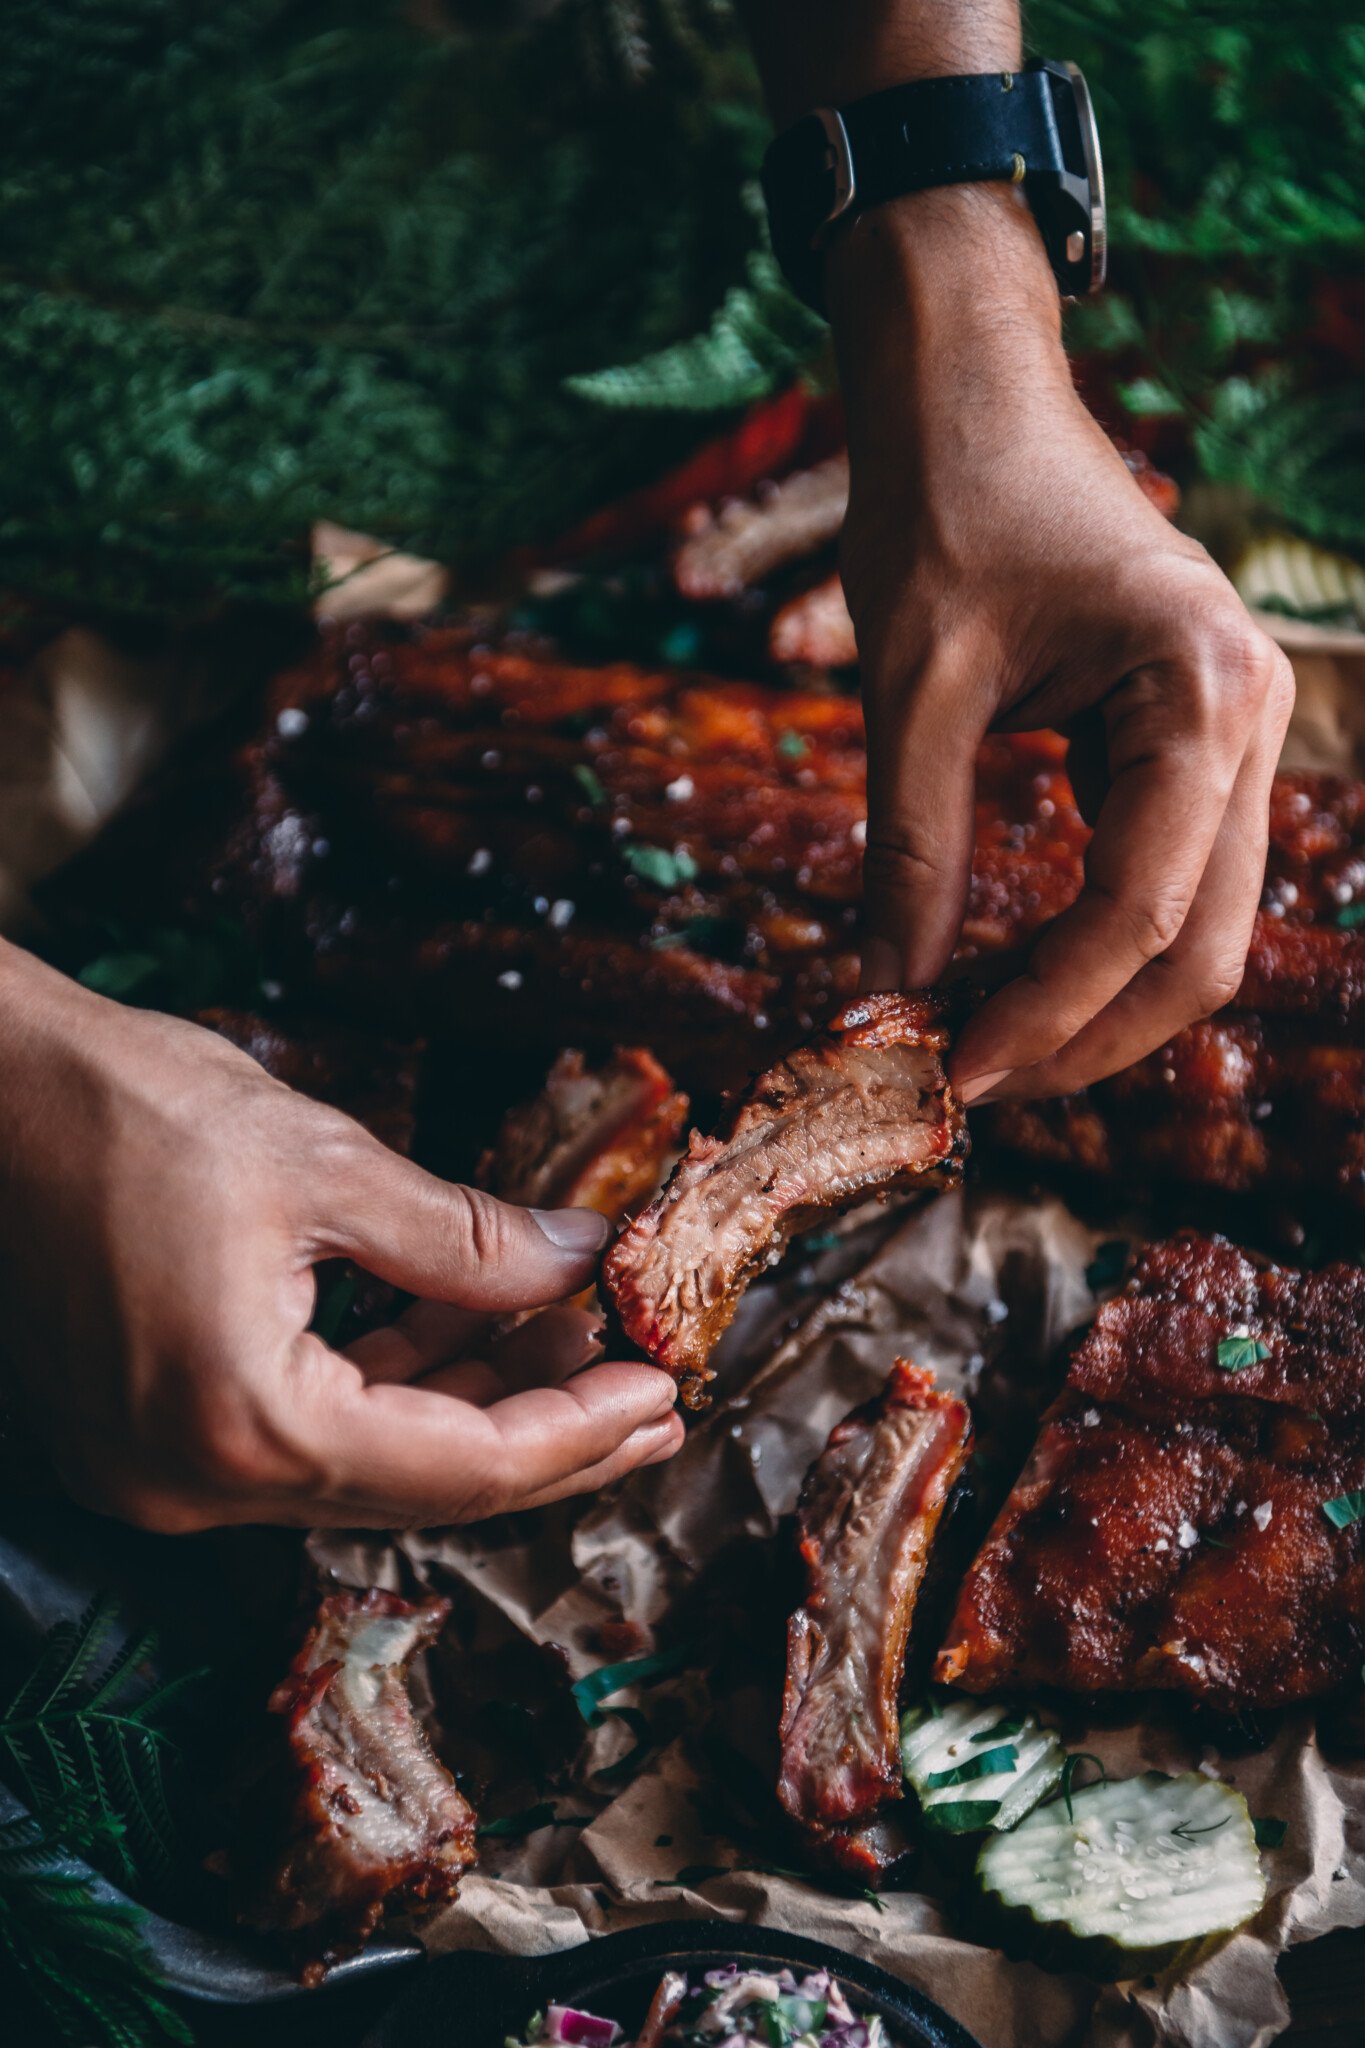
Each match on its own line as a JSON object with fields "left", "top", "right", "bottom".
{"left": 742, "top": 0, "right": 1295, "bottom": 1105}
{"left": 0, "top": 941, "right": 681, "bottom": 1532}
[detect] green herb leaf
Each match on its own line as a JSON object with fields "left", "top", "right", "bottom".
{"left": 861, "top": 1886, "right": 886, "bottom": 1913}
{"left": 570, "top": 1641, "right": 695, "bottom": 1724}
{"left": 1323, "top": 1489, "right": 1365, "bottom": 1529}
{"left": 925, "top": 1798, "right": 1003, "bottom": 1832}
{"left": 1337, "top": 903, "right": 1365, "bottom": 929}
{"left": 1085, "top": 1239, "right": 1129, "bottom": 1293}
{"left": 924, "top": 1742, "right": 1017, "bottom": 1789}
{"left": 77, "top": 951, "right": 162, "bottom": 999}
{"left": 1061, "top": 1752, "right": 1108, "bottom": 1822}
{"left": 476, "top": 1801, "right": 557, "bottom": 1839}
{"left": 1254, "top": 1816, "right": 1288, "bottom": 1849}
{"left": 572, "top": 763, "right": 607, "bottom": 808}
{"left": 621, "top": 842, "right": 698, "bottom": 889}
{"left": 776, "top": 729, "right": 809, "bottom": 761}
{"left": 1217, "top": 1335, "right": 1270, "bottom": 1371}
{"left": 651, "top": 1863, "right": 728, "bottom": 1887}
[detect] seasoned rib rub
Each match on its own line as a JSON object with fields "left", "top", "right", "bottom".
{"left": 937, "top": 1234, "right": 1365, "bottom": 1710}
{"left": 242, "top": 1591, "right": 476, "bottom": 1977}
{"left": 780, "top": 1361, "right": 972, "bottom": 1841}
{"left": 603, "top": 993, "right": 968, "bottom": 1405}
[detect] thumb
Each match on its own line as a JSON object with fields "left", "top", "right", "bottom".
{"left": 859, "top": 654, "right": 983, "bottom": 992}
{"left": 315, "top": 1137, "right": 610, "bottom": 1310}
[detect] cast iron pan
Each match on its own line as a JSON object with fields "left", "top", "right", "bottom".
{"left": 362, "top": 1920, "right": 984, "bottom": 2048}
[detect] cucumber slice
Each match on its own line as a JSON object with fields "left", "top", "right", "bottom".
{"left": 900, "top": 1697, "right": 1065, "bottom": 1835}
{"left": 976, "top": 1771, "right": 1266, "bottom": 1980}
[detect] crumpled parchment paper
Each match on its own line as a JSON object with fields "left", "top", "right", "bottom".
{"left": 312, "top": 1185, "right": 1365, "bottom": 2048}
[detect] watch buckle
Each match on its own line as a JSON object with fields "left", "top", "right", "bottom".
{"left": 810, "top": 107, "right": 857, "bottom": 241}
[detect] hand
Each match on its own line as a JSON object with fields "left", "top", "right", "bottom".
{"left": 0, "top": 944, "right": 682, "bottom": 1532}
{"left": 831, "top": 185, "right": 1295, "bottom": 1102}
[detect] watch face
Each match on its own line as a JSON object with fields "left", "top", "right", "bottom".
{"left": 1063, "top": 62, "right": 1107, "bottom": 292}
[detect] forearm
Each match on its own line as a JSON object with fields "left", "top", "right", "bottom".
{"left": 739, "top": 1, "right": 1020, "bottom": 127}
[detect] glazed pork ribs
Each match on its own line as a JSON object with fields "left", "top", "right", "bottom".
{"left": 780, "top": 1360, "right": 971, "bottom": 1867}
{"left": 478, "top": 1046, "right": 687, "bottom": 1223}
{"left": 937, "top": 1234, "right": 1365, "bottom": 1712}
{"left": 603, "top": 992, "right": 968, "bottom": 1407}
{"left": 240, "top": 1591, "right": 476, "bottom": 1976}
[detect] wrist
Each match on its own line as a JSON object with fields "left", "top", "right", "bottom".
{"left": 825, "top": 185, "right": 1069, "bottom": 447}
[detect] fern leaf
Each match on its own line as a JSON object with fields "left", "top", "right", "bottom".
{"left": 566, "top": 249, "right": 824, "bottom": 412}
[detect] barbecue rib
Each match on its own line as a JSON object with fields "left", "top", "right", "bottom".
{"left": 936, "top": 1234, "right": 1365, "bottom": 1710}
{"left": 241, "top": 1591, "right": 476, "bottom": 1977}
{"left": 478, "top": 1047, "right": 687, "bottom": 1221}
{"left": 779, "top": 1361, "right": 972, "bottom": 1850}
{"left": 603, "top": 993, "right": 968, "bottom": 1406}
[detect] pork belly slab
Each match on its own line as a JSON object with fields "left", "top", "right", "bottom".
{"left": 937, "top": 1234, "right": 1365, "bottom": 1711}
{"left": 602, "top": 992, "right": 968, "bottom": 1406}
{"left": 241, "top": 1591, "right": 475, "bottom": 1975}
{"left": 780, "top": 1361, "right": 972, "bottom": 1846}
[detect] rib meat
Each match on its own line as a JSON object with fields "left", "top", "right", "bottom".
{"left": 603, "top": 993, "right": 967, "bottom": 1405}
{"left": 936, "top": 1234, "right": 1365, "bottom": 1710}
{"left": 478, "top": 1046, "right": 687, "bottom": 1221}
{"left": 241, "top": 1591, "right": 476, "bottom": 1976}
{"left": 779, "top": 1361, "right": 972, "bottom": 1841}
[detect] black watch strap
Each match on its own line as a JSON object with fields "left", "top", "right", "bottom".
{"left": 762, "top": 59, "right": 1105, "bottom": 313}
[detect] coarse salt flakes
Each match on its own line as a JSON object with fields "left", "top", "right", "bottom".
{"left": 1253, "top": 1501, "right": 1273, "bottom": 1530}
{"left": 496, "top": 970, "right": 523, "bottom": 991}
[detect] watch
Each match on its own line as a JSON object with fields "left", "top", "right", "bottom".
{"left": 761, "top": 58, "right": 1106, "bottom": 313}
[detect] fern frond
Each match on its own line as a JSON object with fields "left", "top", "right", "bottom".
{"left": 0, "top": 1807, "right": 191, "bottom": 2048}
{"left": 566, "top": 248, "right": 824, "bottom": 412}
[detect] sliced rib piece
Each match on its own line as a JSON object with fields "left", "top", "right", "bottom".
{"left": 602, "top": 992, "right": 968, "bottom": 1405}
{"left": 769, "top": 572, "right": 857, "bottom": 669}
{"left": 479, "top": 1047, "right": 687, "bottom": 1223}
{"left": 241, "top": 1591, "right": 475, "bottom": 1976}
{"left": 936, "top": 1234, "right": 1365, "bottom": 1710}
{"left": 779, "top": 1361, "right": 972, "bottom": 1840}
{"left": 672, "top": 455, "right": 849, "bottom": 600}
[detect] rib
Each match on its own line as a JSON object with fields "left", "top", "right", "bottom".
{"left": 240, "top": 1591, "right": 476, "bottom": 1977}
{"left": 672, "top": 454, "right": 849, "bottom": 600}
{"left": 936, "top": 1234, "right": 1365, "bottom": 1710}
{"left": 602, "top": 993, "right": 968, "bottom": 1406}
{"left": 779, "top": 1361, "right": 972, "bottom": 1839}
{"left": 478, "top": 1046, "right": 687, "bottom": 1221}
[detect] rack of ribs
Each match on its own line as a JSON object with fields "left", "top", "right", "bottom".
{"left": 41, "top": 604, "right": 1365, "bottom": 1196}
{"left": 239, "top": 1591, "right": 476, "bottom": 1979}
{"left": 936, "top": 1233, "right": 1365, "bottom": 1711}
{"left": 603, "top": 993, "right": 967, "bottom": 1407}
{"left": 779, "top": 1361, "right": 972, "bottom": 1867}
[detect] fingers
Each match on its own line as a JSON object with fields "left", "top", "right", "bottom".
{"left": 859, "top": 647, "right": 985, "bottom": 992}
{"left": 984, "top": 688, "right": 1287, "bottom": 1100}
{"left": 301, "top": 1350, "right": 680, "bottom": 1527}
{"left": 953, "top": 628, "right": 1290, "bottom": 1099}
{"left": 314, "top": 1136, "right": 611, "bottom": 1311}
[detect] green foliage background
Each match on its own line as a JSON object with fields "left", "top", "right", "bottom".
{"left": 2, "top": 0, "right": 1362, "bottom": 620}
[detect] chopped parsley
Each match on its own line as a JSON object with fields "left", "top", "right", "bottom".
{"left": 570, "top": 1641, "right": 695, "bottom": 1723}
{"left": 572, "top": 763, "right": 607, "bottom": 808}
{"left": 972, "top": 1714, "right": 1025, "bottom": 1742}
{"left": 621, "top": 842, "right": 699, "bottom": 889}
{"left": 924, "top": 1742, "right": 1017, "bottom": 1788}
{"left": 1322, "top": 1489, "right": 1365, "bottom": 1530}
{"left": 1217, "top": 1335, "right": 1270, "bottom": 1371}
{"left": 1337, "top": 903, "right": 1365, "bottom": 929}
{"left": 776, "top": 728, "right": 810, "bottom": 761}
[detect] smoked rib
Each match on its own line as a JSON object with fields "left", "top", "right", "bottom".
{"left": 937, "top": 1235, "right": 1365, "bottom": 1710}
